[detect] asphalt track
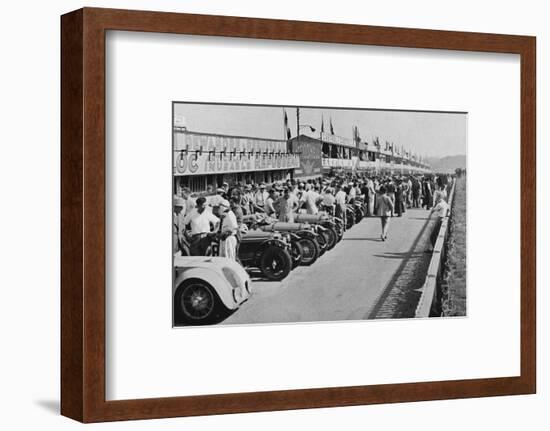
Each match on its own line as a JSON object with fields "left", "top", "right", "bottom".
{"left": 222, "top": 207, "right": 434, "bottom": 325}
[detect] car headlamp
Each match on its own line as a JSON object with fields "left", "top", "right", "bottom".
{"left": 232, "top": 285, "right": 244, "bottom": 303}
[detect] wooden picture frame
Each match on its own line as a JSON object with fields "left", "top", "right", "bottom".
{"left": 61, "top": 7, "right": 536, "bottom": 423}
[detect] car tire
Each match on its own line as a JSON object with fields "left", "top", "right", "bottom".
{"left": 173, "top": 278, "right": 227, "bottom": 325}
{"left": 290, "top": 240, "right": 303, "bottom": 269}
{"left": 316, "top": 232, "right": 328, "bottom": 255}
{"left": 346, "top": 210, "right": 355, "bottom": 229}
{"left": 297, "top": 237, "right": 320, "bottom": 266}
{"left": 334, "top": 223, "right": 344, "bottom": 241}
{"left": 323, "top": 226, "right": 338, "bottom": 250}
{"left": 355, "top": 207, "right": 364, "bottom": 223}
{"left": 260, "top": 246, "right": 292, "bottom": 281}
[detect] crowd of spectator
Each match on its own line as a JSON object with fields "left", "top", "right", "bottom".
{"left": 174, "top": 171, "right": 454, "bottom": 256}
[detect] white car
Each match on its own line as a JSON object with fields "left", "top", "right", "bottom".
{"left": 173, "top": 256, "right": 252, "bottom": 325}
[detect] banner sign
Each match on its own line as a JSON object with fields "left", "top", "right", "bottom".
{"left": 174, "top": 152, "right": 300, "bottom": 176}
{"left": 320, "top": 132, "right": 355, "bottom": 148}
{"left": 322, "top": 158, "right": 353, "bottom": 168}
{"left": 174, "top": 131, "right": 287, "bottom": 154}
{"left": 291, "top": 138, "right": 323, "bottom": 178}
{"left": 358, "top": 160, "right": 376, "bottom": 169}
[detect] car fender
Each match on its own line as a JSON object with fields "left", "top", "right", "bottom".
{"left": 296, "top": 230, "right": 317, "bottom": 241}
{"left": 174, "top": 267, "right": 238, "bottom": 310}
{"left": 289, "top": 232, "right": 301, "bottom": 241}
{"left": 261, "top": 238, "right": 288, "bottom": 249}
{"left": 321, "top": 220, "right": 336, "bottom": 229}
{"left": 255, "top": 238, "right": 288, "bottom": 261}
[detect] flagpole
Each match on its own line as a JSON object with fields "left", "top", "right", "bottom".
{"left": 296, "top": 107, "right": 300, "bottom": 139}
{"left": 283, "top": 107, "right": 286, "bottom": 141}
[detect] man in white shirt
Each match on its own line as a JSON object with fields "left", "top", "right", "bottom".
{"left": 348, "top": 182, "right": 357, "bottom": 202}
{"left": 219, "top": 200, "right": 238, "bottom": 260}
{"left": 334, "top": 185, "right": 347, "bottom": 228}
{"left": 428, "top": 199, "right": 450, "bottom": 250}
{"left": 302, "top": 183, "right": 320, "bottom": 215}
{"left": 287, "top": 185, "right": 300, "bottom": 215}
{"left": 431, "top": 199, "right": 449, "bottom": 219}
{"left": 180, "top": 187, "right": 195, "bottom": 217}
{"left": 253, "top": 183, "right": 269, "bottom": 212}
{"left": 321, "top": 187, "right": 336, "bottom": 215}
{"left": 184, "top": 196, "right": 220, "bottom": 256}
{"left": 366, "top": 178, "right": 375, "bottom": 216}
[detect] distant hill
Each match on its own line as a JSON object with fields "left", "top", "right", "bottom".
{"left": 426, "top": 155, "right": 466, "bottom": 173}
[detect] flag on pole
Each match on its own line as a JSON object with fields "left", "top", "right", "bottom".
{"left": 353, "top": 126, "right": 361, "bottom": 144}
{"left": 283, "top": 109, "right": 291, "bottom": 140}
{"left": 321, "top": 115, "right": 325, "bottom": 134}
{"left": 330, "top": 118, "right": 334, "bottom": 135}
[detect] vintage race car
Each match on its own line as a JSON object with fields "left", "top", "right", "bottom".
{"left": 173, "top": 256, "right": 252, "bottom": 325}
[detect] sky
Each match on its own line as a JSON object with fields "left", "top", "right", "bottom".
{"left": 174, "top": 103, "right": 467, "bottom": 159}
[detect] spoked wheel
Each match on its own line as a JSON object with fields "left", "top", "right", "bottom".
{"left": 355, "top": 208, "right": 364, "bottom": 224}
{"left": 322, "top": 226, "right": 338, "bottom": 250}
{"left": 335, "top": 224, "right": 344, "bottom": 241}
{"left": 290, "top": 240, "right": 303, "bottom": 269}
{"left": 332, "top": 219, "right": 345, "bottom": 241}
{"left": 260, "top": 246, "right": 292, "bottom": 281}
{"left": 316, "top": 232, "right": 328, "bottom": 255}
{"left": 297, "top": 237, "right": 320, "bottom": 266}
{"left": 346, "top": 211, "right": 355, "bottom": 229}
{"left": 174, "top": 279, "right": 225, "bottom": 325}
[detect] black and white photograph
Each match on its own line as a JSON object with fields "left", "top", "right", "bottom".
{"left": 172, "top": 102, "right": 467, "bottom": 326}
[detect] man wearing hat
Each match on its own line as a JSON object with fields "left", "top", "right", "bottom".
{"left": 321, "top": 187, "right": 336, "bottom": 216}
{"left": 242, "top": 183, "right": 253, "bottom": 215}
{"left": 209, "top": 187, "right": 227, "bottom": 217}
{"left": 253, "top": 182, "right": 268, "bottom": 212}
{"left": 183, "top": 196, "right": 220, "bottom": 256}
{"left": 222, "top": 182, "right": 230, "bottom": 196}
{"left": 335, "top": 184, "right": 347, "bottom": 229}
{"left": 219, "top": 199, "right": 238, "bottom": 260}
{"left": 265, "top": 188, "right": 278, "bottom": 217}
{"left": 275, "top": 187, "right": 296, "bottom": 222}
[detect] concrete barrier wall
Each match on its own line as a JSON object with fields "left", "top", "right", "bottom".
{"left": 415, "top": 179, "right": 457, "bottom": 318}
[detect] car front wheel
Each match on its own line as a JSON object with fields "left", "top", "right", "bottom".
{"left": 290, "top": 240, "right": 303, "bottom": 269}
{"left": 323, "top": 226, "right": 338, "bottom": 250}
{"left": 297, "top": 237, "right": 320, "bottom": 266}
{"left": 260, "top": 246, "right": 292, "bottom": 281}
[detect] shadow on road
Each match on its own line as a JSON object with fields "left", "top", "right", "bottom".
{"left": 373, "top": 251, "right": 427, "bottom": 259}
{"left": 366, "top": 215, "right": 435, "bottom": 319}
{"left": 342, "top": 237, "right": 382, "bottom": 242}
